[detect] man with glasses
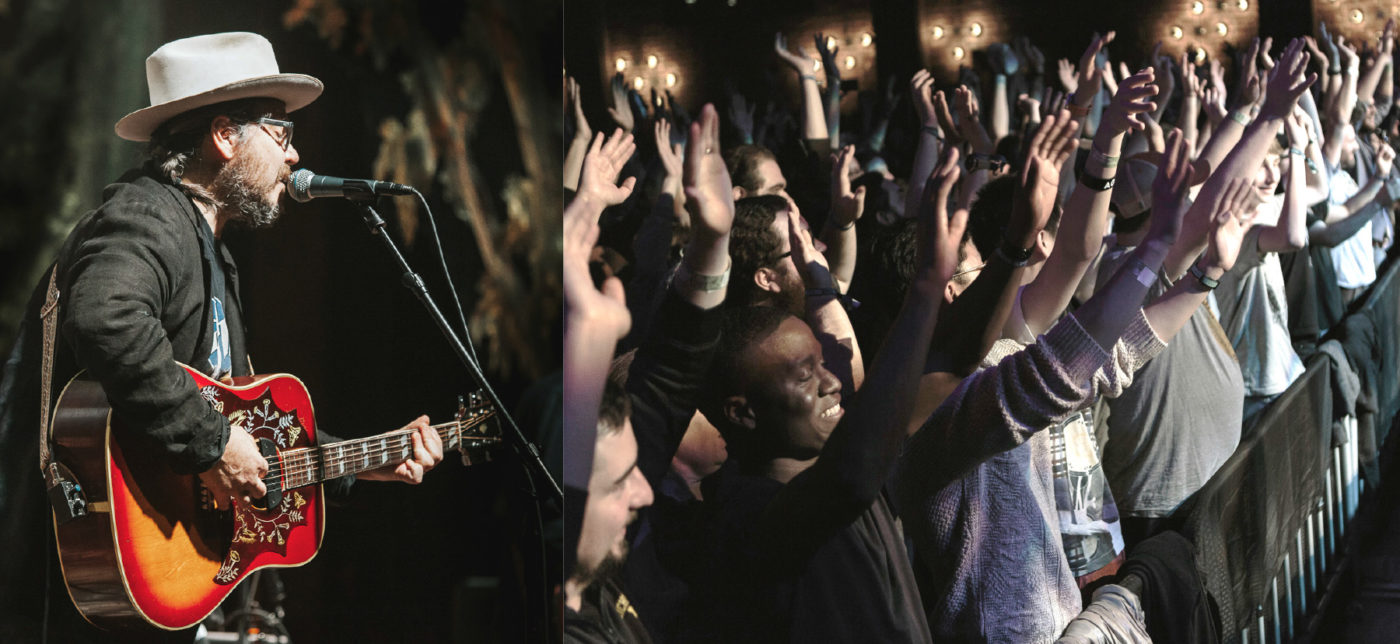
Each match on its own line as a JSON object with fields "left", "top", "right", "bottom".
{"left": 0, "top": 32, "right": 442, "bottom": 642}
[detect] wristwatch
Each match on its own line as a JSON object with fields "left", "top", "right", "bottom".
{"left": 1189, "top": 264, "right": 1220, "bottom": 290}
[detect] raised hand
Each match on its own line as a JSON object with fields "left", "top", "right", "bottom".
{"left": 1039, "top": 86, "right": 1067, "bottom": 122}
{"left": 775, "top": 32, "right": 815, "bottom": 74}
{"left": 1258, "top": 36, "right": 1276, "bottom": 71}
{"left": 830, "top": 144, "right": 867, "bottom": 229}
{"left": 654, "top": 118, "right": 685, "bottom": 203}
{"left": 1146, "top": 128, "right": 1193, "bottom": 245}
{"left": 1283, "top": 107, "right": 1310, "bottom": 147}
{"left": 1338, "top": 35, "right": 1359, "bottom": 71}
{"left": 1232, "top": 37, "right": 1263, "bottom": 110}
{"left": 606, "top": 72, "right": 634, "bottom": 132}
{"left": 815, "top": 32, "right": 840, "bottom": 84}
{"left": 1012, "top": 109, "right": 1079, "bottom": 248}
{"left": 1259, "top": 38, "right": 1317, "bottom": 120}
{"left": 932, "top": 90, "right": 962, "bottom": 145}
{"left": 1057, "top": 57, "right": 1079, "bottom": 94}
{"left": 567, "top": 76, "right": 591, "bottom": 142}
{"left": 1100, "top": 67, "right": 1158, "bottom": 136}
{"left": 1201, "top": 177, "right": 1259, "bottom": 274}
{"left": 1203, "top": 87, "right": 1228, "bottom": 125}
{"left": 911, "top": 69, "right": 938, "bottom": 127}
{"left": 683, "top": 104, "right": 736, "bottom": 240}
{"left": 727, "top": 87, "right": 756, "bottom": 143}
{"left": 564, "top": 149, "right": 631, "bottom": 340}
{"left": 954, "top": 86, "right": 994, "bottom": 153}
{"left": 1015, "top": 36, "right": 1046, "bottom": 75}
{"left": 1073, "top": 31, "right": 1116, "bottom": 104}
{"left": 786, "top": 206, "right": 833, "bottom": 287}
{"left": 1018, "top": 93, "right": 1042, "bottom": 124}
{"left": 1378, "top": 141, "right": 1396, "bottom": 177}
{"left": 917, "top": 145, "right": 966, "bottom": 281}
{"left": 1180, "top": 55, "right": 1205, "bottom": 100}
{"left": 1208, "top": 58, "right": 1226, "bottom": 96}
{"left": 577, "top": 129, "right": 637, "bottom": 208}
{"left": 1320, "top": 21, "right": 1341, "bottom": 69}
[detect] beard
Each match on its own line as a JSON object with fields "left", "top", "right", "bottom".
{"left": 572, "top": 540, "right": 628, "bottom": 590}
{"left": 211, "top": 146, "right": 287, "bottom": 229}
{"left": 776, "top": 270, "right": 806, "bottom": 318}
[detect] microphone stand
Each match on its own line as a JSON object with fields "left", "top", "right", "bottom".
{"left": 349, "top": 197, "right": 562, "bottom": 503}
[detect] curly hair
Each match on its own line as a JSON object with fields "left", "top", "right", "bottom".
{"left": 700, "top": 304, "right": 793, "bottom": 469}
{"left": 727, "top": 195, "right": 791, "bottom": 307}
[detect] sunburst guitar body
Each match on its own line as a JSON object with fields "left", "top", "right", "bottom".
{"left": 47, "top": 364, "right": 497, "bottom": 632}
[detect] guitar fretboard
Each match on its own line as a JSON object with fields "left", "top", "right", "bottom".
{"left": 270, "top": 416, "right": 495, "bottom": 489}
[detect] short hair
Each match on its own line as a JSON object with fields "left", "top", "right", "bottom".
{"left": 725, "top": 144, "right": 778, "bottom": 194}
{"left": 700, "top": 305, "right": 792, "bottom": 467}
{"left": 727, "top": 195, "right": 790, "bottom": 307}
{"left": 967, "top": 173, "right": 1061, "bottom": 260}
{"left": 597, "top": 373, "right": 631, "bottom": 437}
{"left": 143, "top": 98, "right": 283, "bottom": 208}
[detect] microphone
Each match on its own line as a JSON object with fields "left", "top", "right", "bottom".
{"left": 286, "top": 168, "right": 414, "bottom": 203}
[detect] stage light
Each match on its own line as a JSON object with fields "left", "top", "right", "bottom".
{"left": 827, "top": 36, "right": 837, "bottom": 50}
{"left": 633, "top": 76, "right": 645, "bottom": 90}
{"left": 1236, "top": 0, "right": 1247, "bottom": 9}
{"left": 1352, "top": 9, "right": 1365, "bottom": 23}
{"left": 845, "top": 55, "right": 856, "bottom": 69}
{"left": 1171, "top": 25, "right": 1184, "bottom": 39}
{"left": 1216, "top": 22, "right": 1228, "bottom": 36}
{"left": 1191, "top": 1, "right": 1204, "bottom": 15}
{"left": 953, "top": 46, "right": 965, "bottom": 60}
{"left": 647, "top": 55, "right": 658, "bottom": 69}
{"left": 813, "top": 58, "right": 822, "bottom": 72}
{"left": 726, "top": 0, "right": 736, "bottom": 6}
{"left": 861, "top": 32, "right": 873, "bottom": 47}
{"left": 666, "top": 73, "right": 677, "bottom": 88}
{"left": 969, "top": 22, "right": 983, "bottom": 38}
{"left": 932, "top": 25, "right": 945, "bottom": 39}
{"left": 1193, "top": 46, "right": 1207, "bottom": 64}
{"left": 615, "top": 58, "right": 627, "bottom": 72}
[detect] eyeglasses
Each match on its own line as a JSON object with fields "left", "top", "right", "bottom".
{"left": 256, "top": 117, "right": 294, "bottom": 151}
{"left": 951, "top": 262, "right": 986, "bottom": 280}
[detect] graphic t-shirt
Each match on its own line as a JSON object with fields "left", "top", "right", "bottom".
{"left": 197, "top": 219, "right": 232, "bottom": 379}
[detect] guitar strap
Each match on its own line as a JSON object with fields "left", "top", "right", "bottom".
{"left": 38, "top": 265, "right": 59, "bottom": 480}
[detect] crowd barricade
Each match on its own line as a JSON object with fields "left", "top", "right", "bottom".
{"left": 1179, "top": 253, "right": 1400, "bottom": 643}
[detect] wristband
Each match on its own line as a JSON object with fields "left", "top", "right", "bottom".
{"left": 801, "top": 74, "right": 818, "bottom": 82}
{"left": 996, "top": 242, "right": 1034, "bottom": 267}
{"left": 1080, "top": 174, "right": 1116, "bottom": 191}
{"left": 806, "top": 287, "right": 861, "bottom": 310}
{"left": 921, "top": 124, "right": 943, "bottom": 139}
{"left": 1067, "top": 102, "right": 1091, "bottom": 118}
{"left": 967, "top": 153, "right": 1008, "bottom": 172}
{"left": 1229, "top": 110, "right": 1251, "bottom": 126}
{"left": 1128, "top": 258, "right": 1157, "bottom": 287}
{"left": 834, "top": 220, "right": 856, "bottom": 231}
{"left": 674, "top": 258, "right": 731, "bottom": 292}
{"left": 1089, "top": 147, "right": 1120, "bottom": 168}
{"left": 1189, "top": 263, "right": 1220, "bottom": 290}
{"left": 1289, "top": 147, "right": 1306, "bottom": 157}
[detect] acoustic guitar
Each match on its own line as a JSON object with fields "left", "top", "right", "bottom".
{"left": 47, "top": 364, "right": 498, "bottom": 632}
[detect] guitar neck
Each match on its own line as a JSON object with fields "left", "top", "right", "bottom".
{"left": 274, "top": 419, "right": 485, "bottom": 489}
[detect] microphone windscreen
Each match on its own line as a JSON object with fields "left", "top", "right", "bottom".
{"left": 288, "top": 168, "right": 316, "bottom": 203}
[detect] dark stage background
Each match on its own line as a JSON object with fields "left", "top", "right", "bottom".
{"left": 0, "top": 1, "right": 563, "bottom": 642}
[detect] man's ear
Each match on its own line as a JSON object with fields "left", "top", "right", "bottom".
{"left": 733, "top": 186, "right": 748, "bottom": 201}
{"left": 209, "top": 115, "right": 241, "bottom": 162}
{"left": 944, "top": 281, "right": 958, "bottom": 304}
{"left": 754, "top": 267, "right": 783, "bottom": 294}
{"left": 722, "top": 395, "right": 757, "bottom": 430}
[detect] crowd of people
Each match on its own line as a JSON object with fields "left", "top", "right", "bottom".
{"left": 562, "top": 19, "right": 1400, "bottom": 643}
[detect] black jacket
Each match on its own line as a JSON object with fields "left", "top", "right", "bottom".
{"left": 0, "top": 172, "right": 246, "bottom": 642}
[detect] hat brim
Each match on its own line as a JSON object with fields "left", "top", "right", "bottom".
{"left": 115, "top": 73, "right": 323, "bottom": 142}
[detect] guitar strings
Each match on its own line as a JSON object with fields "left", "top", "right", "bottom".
{"left": 257, "top": 417, "right": 496, "bottom": 485}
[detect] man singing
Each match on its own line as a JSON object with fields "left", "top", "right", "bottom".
{"left": 0, "top": 32, "right": 443, "bottom": 643}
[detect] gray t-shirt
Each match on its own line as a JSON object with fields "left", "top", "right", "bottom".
{"left": 1212, "top": 227, "right": 1306, "bottom": 397}
{"left": 1096, "top": 243, "right": 1246, "bottom": 517}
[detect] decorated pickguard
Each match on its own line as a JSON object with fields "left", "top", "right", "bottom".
{"left": 193, "top": 377, "right": 322, "bottom": 587}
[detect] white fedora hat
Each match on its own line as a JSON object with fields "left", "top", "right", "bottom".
{"left": 115, "top": 32, "right": 323, "bottom": 142}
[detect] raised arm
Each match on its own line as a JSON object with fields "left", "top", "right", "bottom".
{"left": 679, "top": 104, "right": 736, "bottom": 310}
{"left": 563, "top": 76, "right": 592, "bottom": 192}
{"left": 816, "top": 33, "right": 843, "bottom": 143}
{"left": 790, "top": 205, "right": 865, "bottom": 393}
{"left": 905, "top": 70, "right": 943, "bottom": 219}
{"left": 1312, "top": 144, "right": 1395, "bottom": 245}
{"left": 1165, "top": 38, "right": 1317, "bottom": 280}
{"left": 821, "top": 144, "right": 865, "bottom": 286}
{"left": 775, "top": 32, "right": 830, "bottom": 143}
{"left": 1019, "top": 68, "right": 1157, "bottom": 336}
{"left": 563, "top": 130, "right": 637, "bottom": 489}
{"left": 1257, "top": 109, "right": 1312, "bottom": 253}
{"left": 1357, "top": 20, "right": 1394, "bottom": 108}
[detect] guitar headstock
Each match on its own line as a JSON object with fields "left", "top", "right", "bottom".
{"left": 454, "top": 391, "right": 500, "bottom": 466}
